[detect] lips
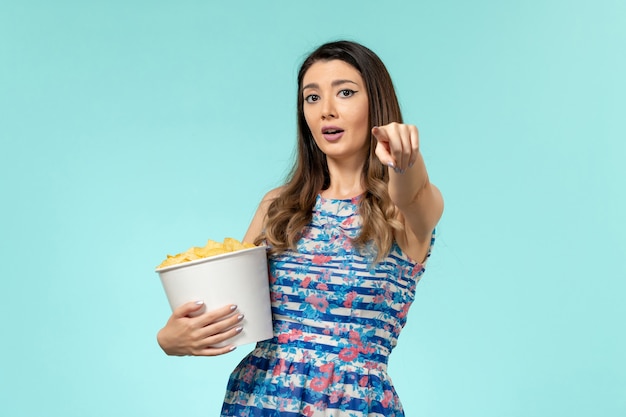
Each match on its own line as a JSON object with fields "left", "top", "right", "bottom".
{"left": 322, "top": 126, "right": 344, "bottom": 142}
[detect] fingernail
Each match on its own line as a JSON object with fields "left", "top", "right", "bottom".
{"left": 235, "top": 326, "right": 243, "bottom": 333}
{"left": 408, "top": 162, "right": 414, "bottom": 168}
{"left": 237, "top": 314, "right": 245, "bottom": 321}
{"left": 195, "top": 300, "right": 205, "bottom": 305}
{"left": 229, "top": 346, "right": 237, "bottom": 351}
{"left": 387, "top": 161, "right": 395, "bottom": 169}
{"left": 230, "top": 304, "right": 237, "bottom": 311}
{"left": 394, "top": 167, "right": 405, "bottom": 174}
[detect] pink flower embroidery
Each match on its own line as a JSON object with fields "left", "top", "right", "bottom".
{"left": 242, "top": 365, "right": 256, "bottom": 384}
{"left": 338, "top": 346, "right": 359, "bottom": 362}
{"left": 397, "top": 302, "right": 411, "bottom": 319}
{"left": 342, "top": 216, "right": 354, "bottom": 227}
{"left": 319, "top": 362, "right": 335, "bottom": 373}
{"left": 348, "top": 330, "right": 362, "bottom": 344}
{"left": 343, "top": 291, "right": 357, "bottom": 308}
{"left": 312, "top": 254, "right": 332, "bottom": 265}
{"left": 310, "top": 376, "right": 330, "bottom": 392}
{"left": 361, "top": 344, "right": 376, "bottom": 355}
{"left": 306, "top": 294, "right": 329, "bottom": 312}
{"left": 289, "top": 328, "right": 303, "bottom": 341}
{"left": 272, "top": 359, "right": 287, "bottom": 376}
{"left": 329, "top": 389, "right": 343, "bottom": 403}
{"left": 381, "top": 389, "right": 393, "bottom": 407}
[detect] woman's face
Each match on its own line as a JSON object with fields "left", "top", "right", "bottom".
{"left": 301, "top": 59, "right": 370, "bottom": 164}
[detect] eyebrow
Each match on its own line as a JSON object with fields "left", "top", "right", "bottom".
{"left": 302, "top": 79, "right": 359, "bottom": 91}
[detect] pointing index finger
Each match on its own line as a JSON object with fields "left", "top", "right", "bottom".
{"left": 372, "top": 126, "right": 396, "bottom": 168}
{"left": 371, "top": 126, "right": 389, "bottom": 142}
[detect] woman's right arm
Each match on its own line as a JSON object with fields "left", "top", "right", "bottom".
{"left": 157, "top": 187, "right": 281, "bottom": 356}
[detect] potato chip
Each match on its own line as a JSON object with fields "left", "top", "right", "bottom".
{"left": 156, "top": 237, "right": 256, "bottom": 269}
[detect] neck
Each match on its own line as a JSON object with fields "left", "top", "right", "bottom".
{"left": 321, "top": 157, "right": 365, "bottom": 199}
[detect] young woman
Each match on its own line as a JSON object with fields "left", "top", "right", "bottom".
{"left": 158, "top": 40, "right": 443, "bottom": 416}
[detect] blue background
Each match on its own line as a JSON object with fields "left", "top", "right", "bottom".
{"left": 1, "top": 0, "right": 624, "bottom": 416}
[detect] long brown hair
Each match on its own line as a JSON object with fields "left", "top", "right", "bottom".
{"left": 256, "top": 40, "right": 404, "bottom": 261}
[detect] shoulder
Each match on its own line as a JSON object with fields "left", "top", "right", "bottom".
{"left": 242, "top": 186, "right": 285, "bottom": 243}
{"left": 258, "top": 186, "right": 285, "bottom": 213}
{"left": 262, "top": 186, "right": 284, "bottom": 203}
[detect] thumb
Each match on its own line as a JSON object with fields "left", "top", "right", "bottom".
{"left": 173, "top": 300, "right": 206, "bottom": 318}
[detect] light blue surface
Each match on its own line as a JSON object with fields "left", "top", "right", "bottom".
{"left": 1, "top": 1, "right": 624, "bottom": 416}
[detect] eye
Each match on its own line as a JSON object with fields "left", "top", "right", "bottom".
{"left": 338, "top": 89, "right": 356, "bottom": 98}
{"left": 305, "top": 94, "right": 320, "bottom": 103}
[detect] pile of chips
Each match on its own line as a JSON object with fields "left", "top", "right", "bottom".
{"left": 157, "top": 237, "right": 256, "bottom": 269}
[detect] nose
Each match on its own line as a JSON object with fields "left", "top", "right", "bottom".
{"left": 321, "top": 99, "right": 336, "bottom": 120}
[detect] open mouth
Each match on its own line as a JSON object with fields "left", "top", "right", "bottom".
{"left": 322, "top": 127, "right": 344, "bottom": 134}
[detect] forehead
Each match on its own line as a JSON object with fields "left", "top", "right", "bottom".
{"left": 302, "top": 59, "right": 364, "bottom": 87}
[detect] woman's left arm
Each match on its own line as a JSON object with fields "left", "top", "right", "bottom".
{"left": 372, "top": 123, "right": 444, "bottom": 259}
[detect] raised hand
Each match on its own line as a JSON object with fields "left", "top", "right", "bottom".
{"left": 372, "top": 122, "right": 420, "bottom": 174}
